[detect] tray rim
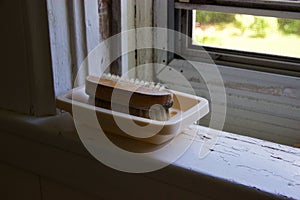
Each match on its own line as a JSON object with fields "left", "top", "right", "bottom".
{"left": 56, "top": 86, "right": 209, "bottom": 144}
{"left": 56, "top": 86, "right": 209, "bottom": 127}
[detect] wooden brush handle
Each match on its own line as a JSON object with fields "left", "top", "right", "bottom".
{"left": 90, "top": 97, "right": 169, "bottom": 120}
{"left": 85, "top": 75, "right": 173, "bottom": 110}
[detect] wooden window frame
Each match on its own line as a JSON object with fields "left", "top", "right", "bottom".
{"left": 174, "top": 0, "right": 300, "bottom": 76}
{"left": 151, "top": 0, "right": 300, "bottom": 146}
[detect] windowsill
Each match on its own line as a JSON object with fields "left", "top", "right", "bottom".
{"left": 0, "top": 109, "right": 299, "bottom": 199}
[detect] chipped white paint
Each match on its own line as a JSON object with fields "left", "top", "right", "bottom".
{"left": 153, "top": 0, "right": 168, "bottom": 67}
{"left": 153, "top": 0, "right": 174, "bottom": 86}
{"left": 121, "top": 0, "right": 136, "bottom": 76}
{"left": 47, "top": 0, "right": 73, "bottom": 96}
{"left": 47, "top": 0, "right": 100, "bottom": 94}
{"left": 0, "top": 109, "right": 300, "bottom": 199}
{"left": 84, "top": 0, "right": 101, "bottom": 53}
{"left": 84, "top": 0, "right": 101, "bottom": 80}
{"left": 174, "top": 125, "right": 300, "bottom": 199}
{"left": 135, "top": 0, "right": 154, "bottom": 81}
{"left": 121, "top": 0, "right": 162, "bottom": 80}
{"left": 68, "top": 0, "right": 88, "bottom": 86}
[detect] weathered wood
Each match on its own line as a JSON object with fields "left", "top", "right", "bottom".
{"left": 82, "top": 0, "right": 101, "bottom": 80}
{"left": 48, "top": 0, "right": 100, "bottom": 93}
{"left": 153, "top": 0, "right": 169, "bottom": 65}
{"left": 151, "top": 125, "right": 300, "bottom": 200}
{"left": 109, "top": 0, "right": 122, "bottom": 75}
{"left": 121, "top": 0, "right": 136, "bottom": 76}
{"left": 135, "top": 0, "right": 154, "bottom": 81}
{"left": 0, "top": 109, "right": 300, "bottom": 199}
{"left": 68, "top": 0, "right": 89, "bottom": 86}
{"left": 47, "top": 0, "right": 73, "bottom": 96}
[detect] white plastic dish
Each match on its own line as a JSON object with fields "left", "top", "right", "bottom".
{"left": 56, "top": 86, "right": 209, "bottom": 144}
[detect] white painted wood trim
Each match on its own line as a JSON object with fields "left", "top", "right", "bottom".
{"left": 83, "top": 0, "right": 102, "bottom": 83}
{"left": 24, "top": 0, "right": 57, "bottom": 116}
{"left": 47, "top": 0, "right": 100, "bottom": 93}
{"left": 0, "top": 0, "right": 32, "bottom": 114}
{"left": 153, "top": 0, "right": 169, "bottom": 79}
{"left": 0, "top": 0, "right": 56, "bottom": 116}
{"left": 122, "top": 0, "right": 170, "bottom": 80}
{"left": 121, "top": 0, "right": 136, "bottom": 76}
{"left": 84, "top": 0, "right": 101, "bottom": 54}
{"left": 135, "top": 0, "right": 154, "bottom": 81}
{"left": 0, "top": 109, "right": 299, "bottom": 199}
{"left": 68, "top": 0, "right": 88, "bottom": 86}
{"left": 47, "top": 0, "right": 73, "bottom": 96}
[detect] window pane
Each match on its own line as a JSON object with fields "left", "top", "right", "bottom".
{"left": 192, "top": 10, "right": 300, "bottom": 58}
{"left": 186, "top": 0, "right": 300, "bottom": 12}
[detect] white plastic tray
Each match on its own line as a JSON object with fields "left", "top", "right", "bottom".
{"left": 56, "top": 86, "right": 209, "bottom": 144}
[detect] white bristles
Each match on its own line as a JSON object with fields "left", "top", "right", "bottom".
{"left": 159, "top": 85, "right": 165, "bottom": 91}
{"left": 149, "top": 82, "right": 155, "bottom": 89}
{"left": 134, "top": 79, "right": 140, "bottom": 85}
{"left": 102, "top": 73, "right": 107, "bottom": 79}
{"left": 101, "top": 73, "right": 167, "bottom": 91}
{"left": 111, "top": 75, "right": 117, "bottom": 80}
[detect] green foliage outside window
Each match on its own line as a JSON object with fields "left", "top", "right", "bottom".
{"left": 196, "top": 11, "right": 300, "bottom": 38}
{"left": 194, "top": 10, "right": 300, "bottom": 58}
{"left": 278, "top": 18, "right": 300, "bottom": 35}
{"left": 196, "top": 11, "right": 235, "bottom": 25}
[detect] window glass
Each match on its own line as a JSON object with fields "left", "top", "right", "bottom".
{"left": 192, "top": 10, "right": 300, "bottom": 58}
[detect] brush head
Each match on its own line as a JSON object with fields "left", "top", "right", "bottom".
{"left": 85, "top": 74, "right": 173, "bottom": 120}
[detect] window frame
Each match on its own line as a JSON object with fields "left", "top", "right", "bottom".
{"left": 44, "top": 0, "right": 300, "bottom": 146}
{"left": 174, "top": 1, "right": 300, "bottom": 76}
{"left": 154, "top": 0, "right": 300, "bottom": 146}
{"left": 179, "top": 0, "right": 300, "bottom": 12}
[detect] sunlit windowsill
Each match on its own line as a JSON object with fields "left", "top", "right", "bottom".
{"left": 0, "top": 109, "right": 299, "bottom": 199}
